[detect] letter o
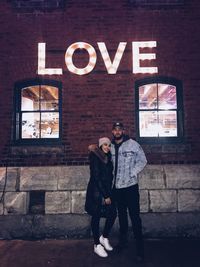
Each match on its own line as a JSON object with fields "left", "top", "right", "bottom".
{"left": 65, "top": 42, "right": 97, "bottom": 75}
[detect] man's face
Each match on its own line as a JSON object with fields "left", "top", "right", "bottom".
{"left": 112, "top": 127, "right": 124, "bottom": 140}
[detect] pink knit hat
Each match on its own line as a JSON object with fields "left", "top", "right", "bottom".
{"left": 98, "top": 137, "right": 111, "bottom": 147}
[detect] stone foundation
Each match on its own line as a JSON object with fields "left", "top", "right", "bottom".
{"left": 0, "top": 165, "right": 200, "bottom": 239}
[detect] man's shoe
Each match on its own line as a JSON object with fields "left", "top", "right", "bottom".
{"left": 115, "top": 236, "right": 128, "bottom": 252}
{"left": 135, "top": 238, "right": 144, "bottom": 262}
{"left": 94, "top": 244, "right": 108, "bottom": 257}
{"left": 99, "top": 235, "right": 113, "bottom": 251}
{"left": 135, "top": 255, "right": 144, "bottom": 263}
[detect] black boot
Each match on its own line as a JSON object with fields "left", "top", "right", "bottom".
{"left": 135, "top": 238, "right": 144, "bottom": 263}
{"left": 115, "top": 234, "right": 128, "bottom": 252}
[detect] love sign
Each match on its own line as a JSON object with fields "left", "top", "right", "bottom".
{"left": 37, "top": 41, "right": 158, "bottom": 75}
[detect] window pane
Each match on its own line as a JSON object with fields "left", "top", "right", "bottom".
{"left": 158, "top": 84, "right": 177, "bottom": 109}
{"left": 22, "top": 112, "right": 40, "bottom": 138}
{"left": 40, "top": 86, "right": 59, "bottom": 111}
{"left": 139, "top": 84, "right": 157, "bottom": 109}
{"left": 158, "top": 111, "right": 177, "bottom": 137}
{"left": 21, "top": 86, "right": 39, "bottom": 111}
{"left": 139, "top": 111, "right": 177, "bottom": 137}
{"left": 139, "top": 111, "right": 158, "bottom": 137}
{"left": 41, "top": 112, "right": 59, "bottom": 138}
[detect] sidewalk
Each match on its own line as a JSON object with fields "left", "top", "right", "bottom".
{"left": 0, "top": 238, "right": 199, "bottom": 267}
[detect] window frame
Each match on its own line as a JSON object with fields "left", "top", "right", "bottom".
{"left": 14, "top": 79, "right": 62, "bottom": 145}
{"left": 135, "top": 76, "right": 184, "bottom": 144}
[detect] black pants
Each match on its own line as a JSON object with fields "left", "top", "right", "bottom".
{"left": 91, "top": 203, "right": 117, "bottom": 245}
{"left": 114, "top": 184, "right": 144, "bottom": 256}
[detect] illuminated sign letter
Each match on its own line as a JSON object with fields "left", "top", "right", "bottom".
{"left": 97, "top": 42, "right": 127, "bottom": 74}
{"left": 37, "top": 43, "right": 63, "bottom": 75}
{"left": 132, "top": 41, "right": 158, "bottom": 74}
{"left": 65, "top": 42, "right": 97, "bottom": 75}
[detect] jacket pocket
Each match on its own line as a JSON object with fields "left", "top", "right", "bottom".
{"left": 122, "top": 151, "right": 137, "bottom": 179}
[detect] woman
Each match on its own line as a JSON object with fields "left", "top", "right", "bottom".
{"left": 85, "top": 137, "right": 117, "bottom": 258}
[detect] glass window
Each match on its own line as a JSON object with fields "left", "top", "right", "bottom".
{"left": 14, "top": 80, "right": 62, "bottom": 144}
{"left": 135, "top": 77, "right": 183, "bottom": 143}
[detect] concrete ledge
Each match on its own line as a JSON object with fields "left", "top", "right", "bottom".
{"left": 149, "top": 190, "right": 177, "bottom": 212}
{"left": 0, "top": 213, "right": 200, "bottom": 239}
{"left": 178, "top": 190, "right": 200, "bottom": 212}
{"left": 4, "top": 192, "right": 29, "bottom": 215}
{"left": 0, "top": 164, "right": 200, "bottom": 239}
{"left": 0, "top": 168, "right": 18, "bottom": 192}
{"left": 45, "top": 192, "right": 71, "bottom": 214}
{"left": 142, "top": 213, "right": 200, "bottom": 238}
{"left": 0, "top": 214, "right": 90, "bottom": 239}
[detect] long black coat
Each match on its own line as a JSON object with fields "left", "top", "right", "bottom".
{"left": 85, "top": 148, "right": 114, "bottom": 216}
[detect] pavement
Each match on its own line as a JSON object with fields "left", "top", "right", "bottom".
{"left": 0, "top": 237, "right": 199, "bottom": 267}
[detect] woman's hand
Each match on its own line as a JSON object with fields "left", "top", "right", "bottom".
{"left": 104, "top": 197, "right": 111, "bottom": 205}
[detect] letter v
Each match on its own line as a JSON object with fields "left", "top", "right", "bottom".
{"left": 97, "top": 42, "right": 127, "bottom": 74}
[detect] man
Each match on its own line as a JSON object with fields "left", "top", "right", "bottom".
{"left": 111, "top": 122, "right": 147, "bottom": 262}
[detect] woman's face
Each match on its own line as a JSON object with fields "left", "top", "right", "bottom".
{"left": 101, "top": 143, "right": 111, "bottom": 154}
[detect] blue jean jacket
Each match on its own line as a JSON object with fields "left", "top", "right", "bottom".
{"left": 111, "top": 138, "right": 147, "bottom": 189}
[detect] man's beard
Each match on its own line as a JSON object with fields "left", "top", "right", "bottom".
{"left": 113, "top": 134, "right": 123, "bottom": 140}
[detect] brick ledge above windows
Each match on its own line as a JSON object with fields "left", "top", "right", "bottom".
{"left": 129, "top": 0, "right": 185, "bottom": 5}
{"left": 11, "top": 145, "right": 65, "bottom": 156}
{"left": 9, "top": 0, "right": 66, "bottom": 12}
{"left": 143, "top": 143, "right": 191, "bottom": 154}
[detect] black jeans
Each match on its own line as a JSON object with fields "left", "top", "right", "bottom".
{"left": 114, "top": 184, "right": 144, "bottom": 256}
{"left": 91, "top": 203, "right": 117, "bottom": 245}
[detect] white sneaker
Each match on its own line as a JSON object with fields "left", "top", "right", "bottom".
{"left": 99, "top": 235, "right": 113, "bottom": 251}
{"left": 94, "top": 244, "right": 108, "bottom": 257}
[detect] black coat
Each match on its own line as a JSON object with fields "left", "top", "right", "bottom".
{"left": 85, "top": 148, "right": 114, "bottom": 216}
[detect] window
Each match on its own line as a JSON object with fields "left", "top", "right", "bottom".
{"left": 29, "top": 191, "right": 45, "bottom": 215}
{"left": 14, "top": 79, "right": 62, "bottom": 145}
{"left": 135, "top": 77, "right": 184, "bottom": 143}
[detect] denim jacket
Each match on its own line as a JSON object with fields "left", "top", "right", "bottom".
{"left": 111, "top": 137, "right": 147, "bottom": 189}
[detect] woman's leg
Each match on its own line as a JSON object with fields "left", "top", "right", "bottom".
{"left": 103, "top": 204, "right": 117, "bottom": 238}
{"left": 92, "top": 213, "right": 108, "bottom": 257}
{"left": 91, "top": 214, "right": 101, "bottom": 245}
{"left": 99, "top": 204, "right": 116, "bottom": 251}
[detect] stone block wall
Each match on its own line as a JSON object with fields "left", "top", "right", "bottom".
{"left": 0, "top": 165, "right": 200, "bottom": 239}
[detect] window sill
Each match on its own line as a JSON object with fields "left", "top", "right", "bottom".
{"left": 142, "top": 143, "right": 191, "bottom": 154}
{"left": 11, "top": 145, "right": 65, "bottom": 155}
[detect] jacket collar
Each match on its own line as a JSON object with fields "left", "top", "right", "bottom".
{"left": 89, "top": 145, "right": 108, "bottom": 164}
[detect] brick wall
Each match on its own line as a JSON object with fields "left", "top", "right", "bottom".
{"left": 0, "top": 1, "right": 200, "bottom": 166}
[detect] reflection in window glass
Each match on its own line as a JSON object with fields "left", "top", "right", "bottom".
{"left": 138, "top": 83, "right": 178, "bottom": 138}
{"left": 40, "top": 86, "right": 59, "bottom": 111}
{"left": 41, "top": 100, "right": 59, "bottom": 111}
{"left": 158, "top": 84, "right": 177, "bottom": 109}
{"left": 139, "top": 111, "right": 177, "bottom": 137}
{"left": 139, "top": 84, "right": 157, "bottom": 109}
{"left": 21, "top": 87, "right": 39, "bottom": 111}
{"left": 20, "top": 85, "right": 60, "bottom": 140}
{"left": 22, "top": 112, "right": 40, "bottom": 138}
{"left": 41, "top": 113, "right": 59, "bottom": 138}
